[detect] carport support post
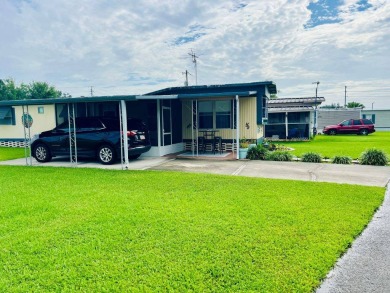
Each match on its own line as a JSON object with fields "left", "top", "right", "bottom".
{"left": 22, "top": 105, "right": 32, "bottom": 166}
{"left": 236, "top": 95, "right": 239, "bottom": 160}
{"left": 67, "top": 103, "right": 78, "bottom": 166}
{"left": 120, "top": 100, "right": 129, "bottom": 169}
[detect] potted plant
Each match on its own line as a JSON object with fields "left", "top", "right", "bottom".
{"left": 239, "top": 139, "right": 250, "bottom": 159}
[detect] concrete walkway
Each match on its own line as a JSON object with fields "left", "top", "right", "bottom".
{"left": 317, "top": 185, "right": 390, "bottom": 293}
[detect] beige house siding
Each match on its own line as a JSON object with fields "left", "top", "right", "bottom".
{"left": 1, "top": 105, "right": 56, "bottom": 139}
{"left": 239, "top": 97, "right": 258, "bottom": 140}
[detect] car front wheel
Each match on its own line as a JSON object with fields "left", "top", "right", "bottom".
{"left": 34, "top": 144, "right": 52, "bottom": 163}
{"left": 97, "top": 145, "right": 116, "bottom": 165}
{"left": 329, "top": 129, "right": 337, "bottom": 135}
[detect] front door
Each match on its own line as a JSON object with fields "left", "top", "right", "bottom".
{"left": 162, "top": 105, "right": 172, "bottom": 146}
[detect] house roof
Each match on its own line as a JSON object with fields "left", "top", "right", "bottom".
{"left": 0, "top": 81, "right": 276, "bottom": 106}
{"left": 268, "top": 97, "right": 325, "bottom": 105}
{"left": 146, "top": 81, "right": 277, "bottom": 95}
{"left": 268, "top": 106, "right": 314, "bottom": 113}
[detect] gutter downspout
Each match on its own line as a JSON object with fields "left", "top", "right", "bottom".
{"left": 157, "top": 99, "right": 161, "bottom": 156}
{"left": 285, "top": 112, "right": 288, "bottom": 139}
{"left": 191, "top": 100, "right": 194, "bottom": 157}
{"left": 236, "top": 95, "right": 240, "bottom": 160}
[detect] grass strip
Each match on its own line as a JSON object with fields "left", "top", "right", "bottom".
{"left": 0, "top": 147, "right": 26, "bottom": 161}
{"left": 281, "top": 132, "right": 390, "bottom": 158}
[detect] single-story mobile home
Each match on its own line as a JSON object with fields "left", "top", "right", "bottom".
{"left": 361, "top": 109, "right": 390, "bottom": 131}
{"left": 317, "top": 108, "right": 361, "bottom": 133}
{"left": 0, "top": 81, "right": 277, "bottom": 162}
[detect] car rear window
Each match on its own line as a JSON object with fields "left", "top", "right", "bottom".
{"left": 101, "top": 118, "right": 120, "bottom": 130}
{"left": 362, "top": 119, "right": 373, "bottom": 125}
{"left": 100, "top": 117, "right": 147, "bottom": 131}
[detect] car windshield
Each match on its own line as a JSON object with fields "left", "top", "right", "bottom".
{"left": 340, "top": 120, "right": 351, "bottom": 126}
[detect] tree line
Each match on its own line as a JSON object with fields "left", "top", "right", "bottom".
{"left": 320, "top": 101, "right": 365, "bottom": 109}
{"left": 0, "top": 78, "right": 71, "bottom": 101}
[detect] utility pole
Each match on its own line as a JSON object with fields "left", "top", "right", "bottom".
{"left": 182, "top": 70, "right": 192, "bottom": 86}
{"left": 188, "top": 49, "right": 199, "bottom": 85}
{"left": 312, "top": 81, "right": 320, "bottom": 135}
{"left": 90, "top": 86, "right": 94, "bottom": 97}
{"left": 344, "top": 85, "right": 347, "bottom": 107}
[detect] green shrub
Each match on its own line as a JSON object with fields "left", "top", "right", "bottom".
{"left": 360, "top": 149, "right": 389, "bottom": 166}
{"left": 301, "top": 152, "right": 322, "bottom": 163}
{"left": 266, "top": 151, "right": 293, "bottom": 161}
{"left": 246, "top": 145, "right": 269, "bottom": 160}
{"left": 332, "top": 156, "right": 352, "bottom": 164}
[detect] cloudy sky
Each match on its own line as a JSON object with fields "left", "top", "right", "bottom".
{"left": 1, "top": 0, "right": 389, "bottom": 109}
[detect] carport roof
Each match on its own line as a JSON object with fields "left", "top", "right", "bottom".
{"left": 0, "top": 91, "right": 257, "bottom": 107}
{"left": 0, "top": 95, "right": 179, "bottom": 106}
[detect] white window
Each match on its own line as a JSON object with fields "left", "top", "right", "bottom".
{"left": 198, "top": 100, "right": 233, "bottom": 129}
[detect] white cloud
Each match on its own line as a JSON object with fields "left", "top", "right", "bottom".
{"left": 0, "top": 0, "right": 389, "bottom": 108}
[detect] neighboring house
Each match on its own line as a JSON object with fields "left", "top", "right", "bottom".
{"left": 0, "top": 104, "right": 56, "bottom": 147}
{"left": 265, "top": 97, "right": 325, "bottom": 139}
{"left": 361, "top": 109, "right": 390, "bottom": 131}
{"left": 317, "top": 108, "right": 361, "bottom": 133}
{"left": 0, "top": 81, "right": 277, "bottom": 158}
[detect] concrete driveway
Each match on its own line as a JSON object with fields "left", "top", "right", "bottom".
{"left": 150, "top": 159, "right": 390, "bottom": 187}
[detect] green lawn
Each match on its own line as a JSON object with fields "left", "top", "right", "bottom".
{"left": 0, "top": 147, "right": 26, "bottom": 161}
{"left": 0, "top": 166, "right": 384, "bottom": 292}
{"left": 280, "top": 132, "right": 390, "bottom": 159}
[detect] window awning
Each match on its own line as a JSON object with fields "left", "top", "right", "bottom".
{"left": 0, "top": 106, "right": 12, "bottom": 119}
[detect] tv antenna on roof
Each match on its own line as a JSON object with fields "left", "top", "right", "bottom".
{"left": 188, "top": 49, "right": 199, "bottom": 85}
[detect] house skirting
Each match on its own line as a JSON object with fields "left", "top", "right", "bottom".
{"left": 0, "top": 139, "right": 26, "bottom": 148}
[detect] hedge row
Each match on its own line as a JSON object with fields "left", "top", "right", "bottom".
{"left": 246, "top": 145, "right": 389, "bottom": 166}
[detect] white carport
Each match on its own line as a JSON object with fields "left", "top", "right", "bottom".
{"left": 0, "top": 95, "right": 177, "bottom": 169}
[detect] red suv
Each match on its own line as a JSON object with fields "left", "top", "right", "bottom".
{"left": 323, "top": 119, "right": 375, "bottom": 135}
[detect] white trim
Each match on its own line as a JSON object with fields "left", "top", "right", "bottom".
{"left": 120, "top": 100, "right": 129, "bottom": 169}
